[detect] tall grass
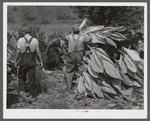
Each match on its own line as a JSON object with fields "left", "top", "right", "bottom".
{"left": 40, "top": 23, "right": 73, "bottom": 34}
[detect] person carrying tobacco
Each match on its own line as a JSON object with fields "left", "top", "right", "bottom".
{"left": 62, "top": 25, "right": 91, "bottom": 90}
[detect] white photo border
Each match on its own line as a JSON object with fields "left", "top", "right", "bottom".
{"left": 3, "top": 2, "right": 147, "bottom": 119}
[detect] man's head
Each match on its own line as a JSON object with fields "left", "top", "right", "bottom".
{"left": 22, "top": 26, "right": 30, "bottom": 35}
{"left": 72, "top": 25, "right": 80, "bottom": 34}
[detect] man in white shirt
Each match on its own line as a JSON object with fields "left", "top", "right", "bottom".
{"left": 16, "top": 26, "right": 43, "bottom": 98}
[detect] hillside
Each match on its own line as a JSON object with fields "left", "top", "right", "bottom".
{"left": 8, "top": 6, "right": 82, "bottom": 34}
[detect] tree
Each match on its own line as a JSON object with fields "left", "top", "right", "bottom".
{"left": 71, "top": 6, "right": 144, "bottom": 31}
{"left": 18, "top": 6, "right": 37, "bottom": 21}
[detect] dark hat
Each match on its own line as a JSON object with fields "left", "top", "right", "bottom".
{"left": 72, "top": 25, "right": 80, "bottom": 32}
{"left": 22, "top": 26, "right": 30, "bottom": 33}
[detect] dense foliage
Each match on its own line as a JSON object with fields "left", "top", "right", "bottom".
{"left": 71, "top": 6, "right": 144, "bottom": 31}
{"left": 7, "top": 6, "right": 144, "bottom": 109}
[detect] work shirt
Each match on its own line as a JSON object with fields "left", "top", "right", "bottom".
{"left": 65, "top": 33, "right": 91, "bottom": 53}
{"left": 17, "top": 34, "right": 39, "bottom": 53}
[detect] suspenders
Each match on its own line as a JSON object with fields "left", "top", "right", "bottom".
{"left": 24, "top": 36, "right": 33, "bottom": 53}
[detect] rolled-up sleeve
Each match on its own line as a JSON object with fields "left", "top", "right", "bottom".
{"left": 65, "top": 35, "right": 68, "bottom": 40}
{"left": 17, "top": 39, "right": 21, "bottom": 49}
{"left": 34, "top": 39, "right": 39, "bottom": 46}
{"left": 33, "top": 38, "right": 39, "bottom": 46}
{"left": 84, "top": 34, "right": 91, "bottom": 42}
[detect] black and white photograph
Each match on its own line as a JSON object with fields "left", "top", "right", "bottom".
{"left": 3, "top": 2, "right": 147, "bottom": 119}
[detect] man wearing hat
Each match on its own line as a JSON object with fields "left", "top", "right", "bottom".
{"left": 16, "top": 26, "right": 43, "bottom": 98}
{"left": 63, "top": 25, "right": 91, "bottom": 90}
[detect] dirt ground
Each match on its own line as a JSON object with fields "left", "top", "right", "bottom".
{"left": 7, "top": 70, "right": 144, "bottom": 110}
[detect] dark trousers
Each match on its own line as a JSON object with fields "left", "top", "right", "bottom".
{"left": 18, "top": 52, "right": 36, "bottom": 97}
{"left": 65, "top": 51, "right": 83, "bottom": 89}
{"left": 68, "top": 51, "right": 83, "bottom": 67}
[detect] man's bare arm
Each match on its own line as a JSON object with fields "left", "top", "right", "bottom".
{"left": 35, "top": 45, "right": 43, "bottom": 65}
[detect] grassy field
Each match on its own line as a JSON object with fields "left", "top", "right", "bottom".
{"left": 40, "top": 23, "right": 75, "bottom": 34}
{"left": 8, "top": 22, "right": 77, "bottom": 35}
{"left": 7, "top": 70, "right": 143, "bottom": 109}
{"left": 7, "top": 6, "right": 82, "bottom": 34}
